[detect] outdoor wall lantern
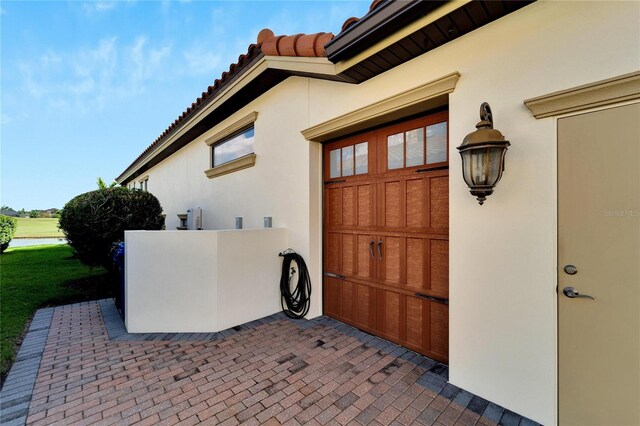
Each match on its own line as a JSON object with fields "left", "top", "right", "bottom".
{"left": 457, "top": 102, "right": 510, "bottom": 205}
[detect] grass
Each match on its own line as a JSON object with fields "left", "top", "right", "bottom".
{"left": 14, "top": 217, "right": 64, "bottom": 239}
{"left": 0, "top": 245, "right": 114, "bottom": 381}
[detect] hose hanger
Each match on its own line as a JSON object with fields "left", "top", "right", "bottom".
{"left": 278, "top": 249, "right": 312, "bottom": 319}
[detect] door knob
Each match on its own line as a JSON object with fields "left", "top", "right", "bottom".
{"left": 562, "top": 286, "right": 594, "bottom": 300}
{"left": 377, "top": 239, "right": 383, "bottom": 260}
{"left": 369, "top": 240, "right": 375, "bottom": 259}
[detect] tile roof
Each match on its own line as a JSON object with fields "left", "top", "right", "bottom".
{"left": 123, "top": 28, "right": 336, "bottom": 178}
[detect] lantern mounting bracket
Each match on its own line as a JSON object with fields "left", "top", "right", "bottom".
{"left": 480, "top": 102, "right": 493, "bottom": 126}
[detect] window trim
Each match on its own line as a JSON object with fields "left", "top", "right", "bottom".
{"left": 204, "top": 111, "right": 258, "bottom": 179}
{"left": 204, "top": 111, "right": 258, "bottom": 147}
{"left": 205, "top": 153, "right": 256, "bottom": 179}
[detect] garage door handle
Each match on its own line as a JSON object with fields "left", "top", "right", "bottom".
{"left": 415, "top": 293, "right": 449, "bottom": 305}
{"left": 324, "top": 272, "right": 345, "bottom": 280}
{"left": 377, "top": 240, "right": 383, "bottom": 260}
{"left": 369, "top": 240, "right": 375, "bottom": 259}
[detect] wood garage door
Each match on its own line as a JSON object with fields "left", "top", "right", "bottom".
{"left": 323, "top": 111, "right": 449, "bottom": 363}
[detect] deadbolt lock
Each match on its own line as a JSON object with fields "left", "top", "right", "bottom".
{"left": 563, "top": 264, "right": 578, "bottom": 275}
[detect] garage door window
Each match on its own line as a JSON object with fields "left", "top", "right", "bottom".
{"left": 329, "top": 142, "right": 368, "bottom": 178}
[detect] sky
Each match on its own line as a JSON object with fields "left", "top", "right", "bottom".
{"left": 0, "top": 0, "right": 370, "bottom": 210}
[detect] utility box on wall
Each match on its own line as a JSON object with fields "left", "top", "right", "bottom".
{"left": 187, "top": 208, "right": 203, "bottom": 230}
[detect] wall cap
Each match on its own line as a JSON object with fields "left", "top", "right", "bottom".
{"left": 204, "top": 154, "right": 256, "bottom": 179}
{"left": 302, "top": 72, "right": 460, "bottom": 142}
{"left": 524, "top": 71, "right": 640, "bottom": 119}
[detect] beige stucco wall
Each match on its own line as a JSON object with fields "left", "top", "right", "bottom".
{"left": 142, "top": 77, "right": 324, "bottom": 320}
{"left": 129, "top": 1, "right": 639, "bottom": 424}
{"left": 304, "top": 2, "right": 638, "bottom": 424}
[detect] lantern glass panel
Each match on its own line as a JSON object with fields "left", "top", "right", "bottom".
{"left": 461, "top": 147, "right": 505, "bottom": 187}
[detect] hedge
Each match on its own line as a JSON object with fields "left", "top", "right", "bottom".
{"left": 0, "top": 215, "right": 17, "bottom": 253}
{"left": 59, "top": 187, "right": 164, "bottom": 268}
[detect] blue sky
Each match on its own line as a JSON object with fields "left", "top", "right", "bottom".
{"left": 1, "top": 0, "right": 369, "bottom": 210}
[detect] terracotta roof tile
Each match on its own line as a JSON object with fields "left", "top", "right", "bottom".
{"left": 260, "top": 31, "right": 334, "bottom": 57}
{"left": 340, "top": 0, "right": 385, "bottom": 34}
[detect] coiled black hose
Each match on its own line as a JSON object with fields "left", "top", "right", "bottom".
{"left": 279, "top": 249, "right": 311, "bottom": 319}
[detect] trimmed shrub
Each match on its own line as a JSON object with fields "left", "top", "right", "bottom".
{"left": 0, "top": 215, "right": 17, "bottom": 253}
{"left": 59, "top": 187, "right": 164, "bottom": 268}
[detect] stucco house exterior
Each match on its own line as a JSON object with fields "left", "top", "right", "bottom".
{"left": 115, "top": 1, "right": 640, "bottom": 425}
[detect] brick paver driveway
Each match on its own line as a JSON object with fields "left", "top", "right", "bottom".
{"left": 0, "top": 300, "right": 538, "bottom": 426}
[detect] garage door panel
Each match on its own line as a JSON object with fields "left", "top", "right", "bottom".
{"left": 328, "top": 187, "right": 342, "bottom": 226}
{"left": 383, "top": 290, "right": 401, "bottom": 340}
{"left": 342, "top": 234, "right": 354, "bottom": 275}
{"left": 356, "top": 284, "right": 375, "bottom": 330}
{"left": 357, "top": 185, "right": 373, "bottom": 227}
{"left": 324, "top": 278, "right": 340, "bottom": 318}
{"left": 406, "top": 238, "right": 425, "bottom": 291}
{"left": 429, "top": 302, "right": 449, "bottom": 362}
{"left": 341, "top": 280, "right": 356, "bottom": 323}
{"left": 342, "top": 186, "right": 355, "bottom": 226}
{"left": 406, "top": 178, "right": 425, "bottom": 228}
{"left": 430, "top": 239, "right": 449, "bottom": 297}
{"left": 429, "top": 176, "right": 448, "bottom": 229}
{"left": 383, "top": 181, "right": 402, "bottom": 228}
{"left": 383, "top": 236, "right": 401, "bottom": 284}
{"left": 405, "top": 296, "right": 424, "bottom": 348}
{"left": 356, "top": 235, "right": 373, "bottom": 278}
{"left": 327, "top": 232, "right": 341, "bottom": 272}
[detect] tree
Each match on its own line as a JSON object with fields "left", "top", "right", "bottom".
{"left": 97, "top": 177, "right": 118, "bottom": 189}
{"left": 29, "top": 210, "right": 40, "bottom": 218}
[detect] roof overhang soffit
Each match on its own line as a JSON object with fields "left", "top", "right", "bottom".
{"left": 117, "top": 56, "right": 344, "bottom": 184}
{"left": 328, "top": 0, "right": 534, "bottom": 83}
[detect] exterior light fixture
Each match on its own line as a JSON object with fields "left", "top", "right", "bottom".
{"left": 457, "top": 102, "right": 510, "bottom": 205}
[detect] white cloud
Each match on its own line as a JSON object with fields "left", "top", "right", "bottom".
{"left": 83, "top": 2, "right": 116, "bottom": 14}
{"left": 17, "top": 36, "right": 172, "bottom": 114}
{"left": 182, "top": 45, "right": 221, "bottom": 76}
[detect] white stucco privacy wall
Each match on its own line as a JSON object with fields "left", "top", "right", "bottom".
{"left": 126, "top": 1, "right": 639, "bottom": 423}
{"left": 125, "top": 228, "right": 287, "bottom": 333}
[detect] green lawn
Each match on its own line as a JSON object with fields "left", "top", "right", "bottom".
{"left": 14, "top": 217, "right": 64, "bottom": 238}
{"left": 0, "top": 245, "right": 113, "bottom": 380}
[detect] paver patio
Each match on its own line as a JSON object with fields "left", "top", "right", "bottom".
{"left": 1, "top": 300, "right": 539, "bottom": 425}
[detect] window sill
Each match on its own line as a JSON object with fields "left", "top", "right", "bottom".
{"left": 204, "top": 154, "right": 256, "bottom": 179}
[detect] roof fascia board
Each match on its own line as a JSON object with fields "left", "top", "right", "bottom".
{"left": 117, "top": 56, "right": 338, "bottom": 184}
{"left": 335, "top": 0, "right": 471, "bottom": 75}
{"left": 325, "top": 0, "right": 406, "bottom": 60}
{"left": 302, "top": 71, "right": 460, "bottom": 142}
